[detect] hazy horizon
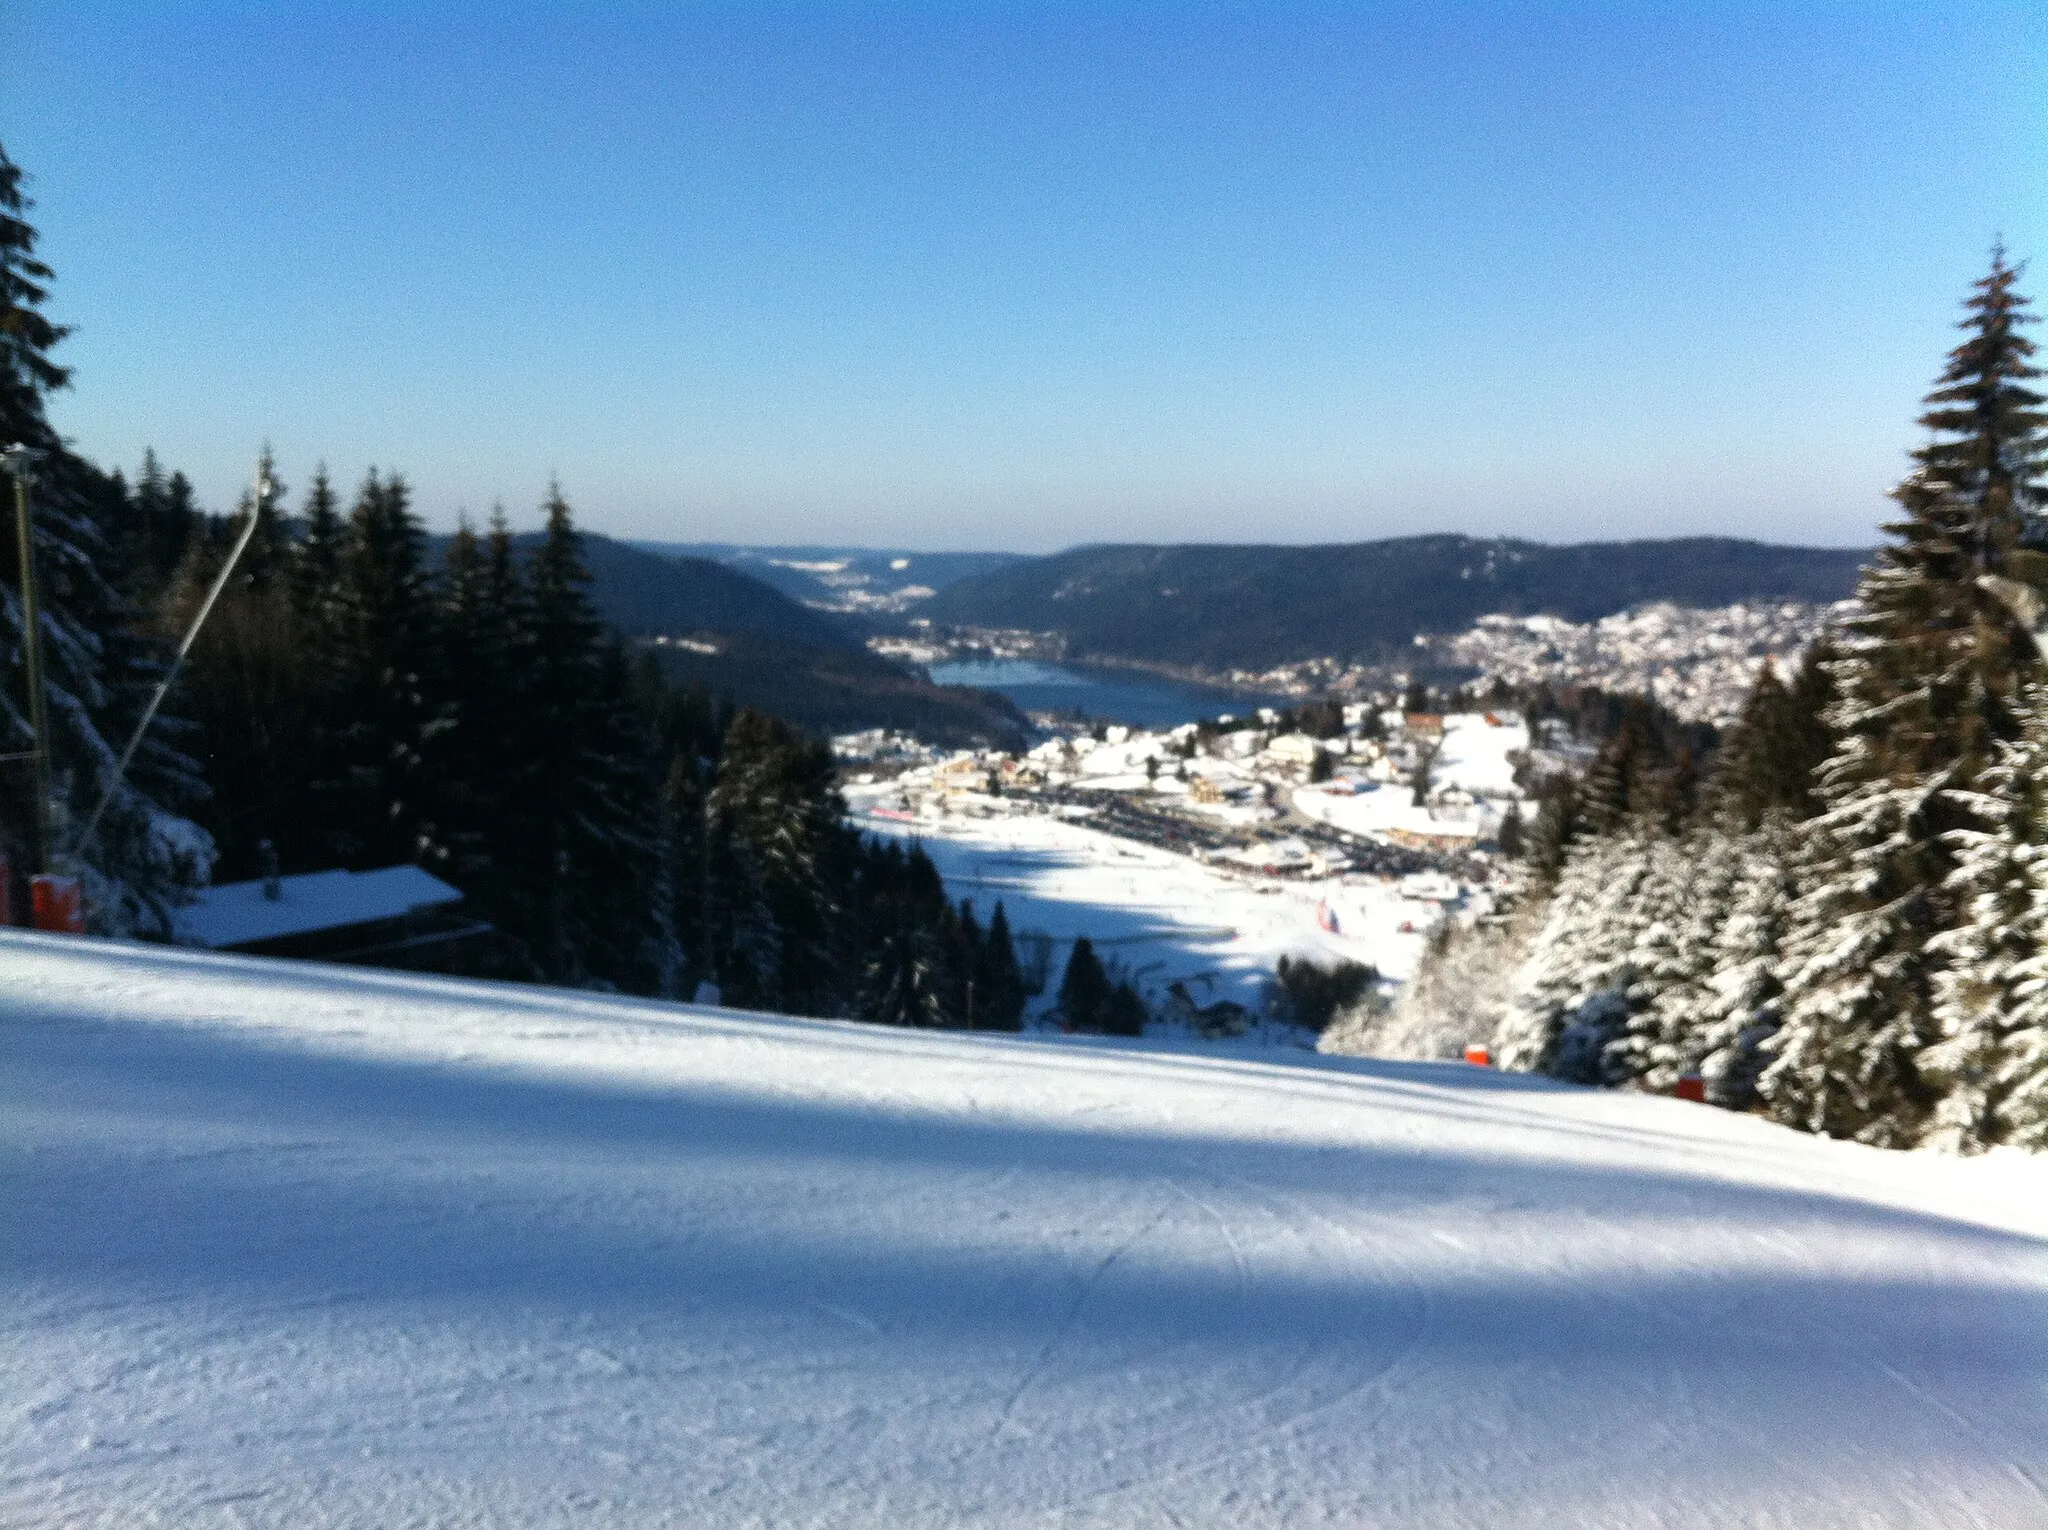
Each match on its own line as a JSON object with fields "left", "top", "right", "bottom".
{"left": 623, "top": 529, "right": 1877, "bottom": 556}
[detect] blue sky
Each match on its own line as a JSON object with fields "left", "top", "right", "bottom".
{"left": 6, "top": 4, "right": 2043, "bottom": 550}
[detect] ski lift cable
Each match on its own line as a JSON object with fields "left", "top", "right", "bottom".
{"left": 70, "top": 460, "right": 272, "bottom": 858}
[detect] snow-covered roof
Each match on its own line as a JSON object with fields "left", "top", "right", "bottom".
{"left": 174, "top": 865, "right": 464, "bottom": 949}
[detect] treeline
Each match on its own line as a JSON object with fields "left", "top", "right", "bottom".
{"left": 3, "top": 141, "right": 1028, "bottom": 1028}
{"left": 142, "top": 460, "right": 1032, "bottom": 1022}
{"left": 1417, "top": 254, "right": 2046, "bottom": 1153}
{"left": 923, "top": 534, "right": 1867, "bottom": 674}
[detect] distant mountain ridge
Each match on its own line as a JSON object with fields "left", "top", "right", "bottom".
{"left": 542, "top": 535, "right": 864, "bottom": 651}
{"left": 440, "top": 533, "right": 1025, "bottom": 746}
{"left": 923, "top": 535, "right": 1871, "bottom": 672}
{"left": 631, "top": 542, "right": 1022, "bottom": 614}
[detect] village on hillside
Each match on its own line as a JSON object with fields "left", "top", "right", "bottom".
{"left": 833, "top": 705, "right": 1537, "bottom": 1027}
{"left": 869, "top": 598, "right": 1841, "bottom": 727}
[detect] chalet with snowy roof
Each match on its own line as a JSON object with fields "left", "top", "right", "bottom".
{"left": 935, "top": 755, "right": 993, "bottom": 792}
{"left": 1262, "top": 733, "right": 1321, "bottom": 768}
{"left": 174, "top": 864, "right": 497, "bottom": 972}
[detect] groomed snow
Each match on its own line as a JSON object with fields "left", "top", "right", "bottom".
{"left": 859, "top": 808, "right": 1432, "bottom": 998}
{"left": 4, "top": 931, "right": 2045, "bottom": 1528}
{"left": 1429, "top": 711, "right": 1528, "bottom": 800}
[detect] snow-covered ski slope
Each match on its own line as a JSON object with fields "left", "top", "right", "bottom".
{"left": 4, "top": 932, "right": 2045, "bottom": 1529}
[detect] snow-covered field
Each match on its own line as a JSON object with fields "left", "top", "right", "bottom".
{"left": 1292, "top": 713, "right": 1523, "bottom": 845}
{"left": 859, "top": 807, "right": 1433, "bottom": 1003}
{"left": 5, "top": 933, "right": 2045, "bottom": 1527}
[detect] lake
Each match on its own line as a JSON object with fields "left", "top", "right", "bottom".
{"left": 928, "top": 658, "right": 1279, "bottom": 729}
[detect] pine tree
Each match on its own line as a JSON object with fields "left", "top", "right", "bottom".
{"left": 123, "top": 449, "right": 197, "bottom": 590}
{"left": 1497, "top": 830, "right": 1659, "bottom": 1081}
{"left": 662, "top": 750, "right": 712, "bottom": 986}
{"left": 1, "top": 142, "right": 211, "bottom": 930}
{"left": 1496, "top": 834, "right": 1610, "bottom": 1069}
{"left": 1715, "top": 647, "right": 1838, "bottom": 830}
{"left": 1621, "top": 828, "right": 1743, "bottom": 1089}
{"left": 954, "top": 899, "right": 985, "bottom": 1026}
{"left": 857, "top": 840, "right": 950, "bottom": 1027}
{"left": 1633, "top": 656, "right": 1832, "bottom": 1112}
{"left": 1695, "top": 821, "right": 1800, "bottom": 1112}
{"left": 497, "top": 485, "right": 661, "bottom": 987}
{"left": 581, "top": 639, "right": 670, "bottom": 990}
{"left": 443, "top": 501, "right": 535, "bottom": 906}
{"left": 708, "top": 708, "right": 845, "bottom": 1011}
{"left": 976, "top": 900, "right": 1029, "bottom": 1031}
{"left": 430, "top": 512, "right": 515, "bottom": 896}
{"left": 313, "top": 470, "right": 450, "bottom": 872}
{"left": 1520, "top": 776, "right": 1583, "bottom": 889}
{"left": 1495, "top": 799, "right": 1524, "bottom": 857}
{"left": 159, "top": 475, "right": 309, "bottom": 881}
{"left": 1577, "top": 700, "right": 1685, "bottom": 837}
{"left": 1057, "top": 935, "right": 1113, "bottom": 1032}
{"left": 1766, "top": 760, "right": 1946, "bottom": 1145}
{"left": 1924, "top": 684, "right": 2048, "bottom": 1150}
{"left": 1769, "top": 253, "right": 2045, "bottom": 1146}
{"left": 1103, "top": 980, "right": 1149, "bottom": 1037}
{"left": 232, "top": 446, "right": 289, "bottom": 591}
{"left": 1560, "top": 830, "right": 1665, "bottom": 1084}
{"left": 287, "top": 466, "right": 345, "bottom": 630}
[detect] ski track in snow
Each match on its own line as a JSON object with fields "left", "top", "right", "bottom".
{"left": 3, "top": 931, "right": 2047, "bottom": 1528}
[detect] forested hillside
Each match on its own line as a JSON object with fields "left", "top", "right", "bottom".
{"left": 644, "top": 632, "right": 1026, "bottom": 748}
{"left": 547, "top": 534, "right": 862, "bottom": 648}
{"left": 927, "top": 536, "right": 1868, "bottom": 671}
{"left": 1359, "top": 253, "right": 2047, "bottom": 1155}
{"left": 0, "top": 141, "right": 1025, "bottom": 1025}
{"left": 479, "top": 533, "right": 1026, "bottom": 746}
{"left": 637, "top": 542, "right": 1022, "bottom": 610}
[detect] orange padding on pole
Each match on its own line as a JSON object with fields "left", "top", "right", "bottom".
{"left": 1464, "top": 1044, "right": 1491, "bottom": 1067}
{"left": 1674, "top": 1076, "right": 1707, "bottom": 1104}
{"left": 30, "top": 874, "right": 84, "bottom": 933}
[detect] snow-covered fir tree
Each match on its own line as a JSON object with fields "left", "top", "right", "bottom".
{"left": 1768, "top": 252, "right": 2045, "bottom": 1147}
{"left": 1326, "top": 899, "right": 1535, "bottom": 1061}
{"left": 705, "top": 708, "right": 845, "bottom": 1013}
{"left": 1, "top": 143, "right": 211, "bottom": 932}
{"left": 1497, "top": 829, "right": 1659, "bottom": 1081}
{"left": 1695, "top": 822, "right": 1800, "bottom": 1111}
{"left": 1767, "top": 734, "right": 1950, "bottom": 1145}
{"left": 1495, "top": 837, "right": 1607, "bottom": 1070}
{"left": 1925, "top": 683, "right": 2048, "bottom": 1150}
{"left": 1626, "top": 826, "right": 1748, "bottom": 1091}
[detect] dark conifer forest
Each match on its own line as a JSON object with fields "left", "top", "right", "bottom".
{"left": 1, "top": 141, "right": 1016, "bottom": 1029}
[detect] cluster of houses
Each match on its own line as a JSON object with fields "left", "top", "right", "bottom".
{"left": 1416, "top": 600, "right": 1847, "bottom": 727}
{"left": 838, "top": 708, "right": 1529, "bottom": 866}
{"left": 890, "top": 602, "right": 1847, "bottom": 732}
{"left": 144, "top": 708, "right": 1520, "bottom": 983}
